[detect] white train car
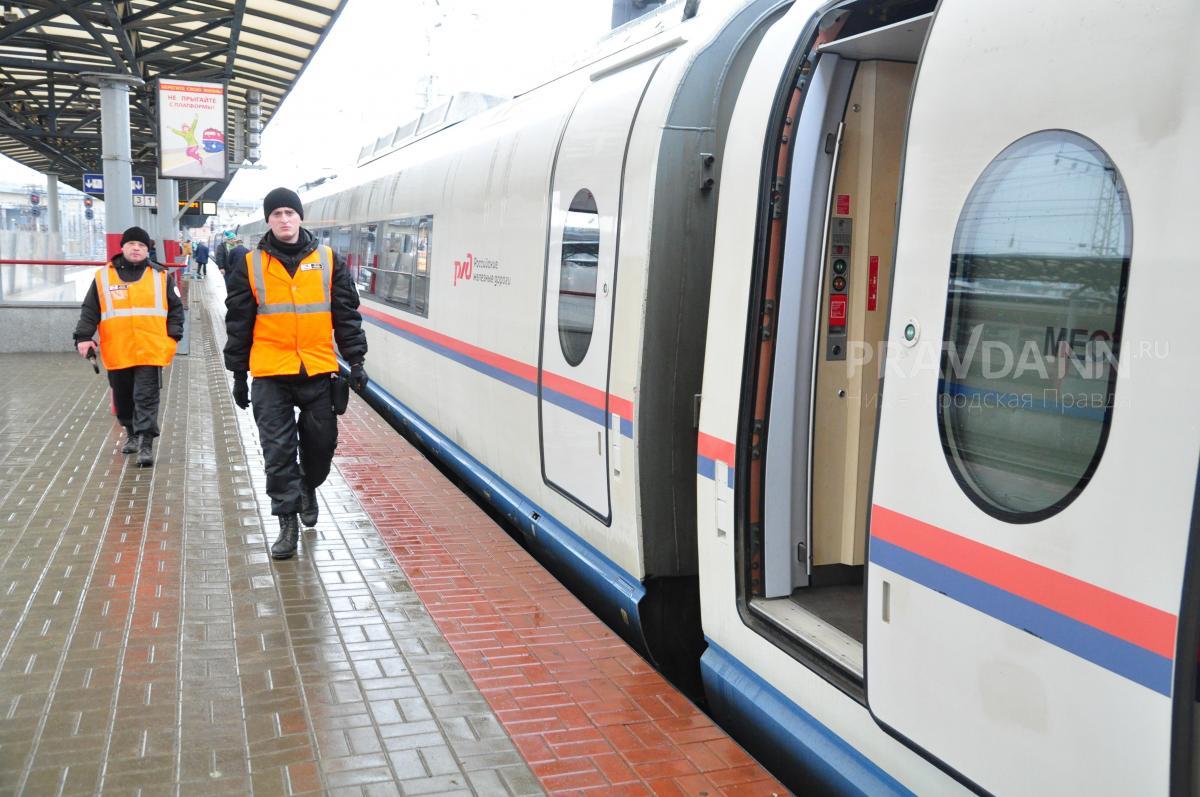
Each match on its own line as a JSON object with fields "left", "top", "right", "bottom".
{"left": 238, "top": 0, "right": 1200, "bottom": 792}
{"left": 698, "top": 0, "right": 1199, "bottom": 793}
{"left": 240, "top": 0, "right": 796, "bottom": 688}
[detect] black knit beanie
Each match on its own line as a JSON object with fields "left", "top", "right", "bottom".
{"left": 120, "top": 226, "right": 152, "bottom": 247}
{"left": 263, "top": 187, "right": 303, "bottom": 220}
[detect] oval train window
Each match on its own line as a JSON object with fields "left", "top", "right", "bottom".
{"left": 938, "top": 130, "right": 1132, "bottom": 521}
{"left": 558, "top": 189, "right": 600, "bottom": 367}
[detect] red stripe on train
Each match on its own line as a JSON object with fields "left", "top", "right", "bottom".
{"left": 871, "top": 505, "right": 1177, "bottom": 659}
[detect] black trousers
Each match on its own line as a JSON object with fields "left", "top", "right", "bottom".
{"left": 251, "top": 375, "right": 337, "bottom": 516}
{"left": 195, "top": 259, "right": 207, "bottom": 276}
{"left": 108, "top": 365, "right": 161, "bottom": 437}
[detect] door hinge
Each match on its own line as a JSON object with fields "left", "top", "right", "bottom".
{"left": 760, "top": 299, "right": 775, "bottom": 340}
{"left": 693, "top": 393, "right": 702, "bottom": 429}
{"left": 751, "top": 418, "right": 765, "bottom": 459}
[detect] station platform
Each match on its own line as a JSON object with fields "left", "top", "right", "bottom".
{"left": 0, "top": 276, "right": 787, "bottom": 796}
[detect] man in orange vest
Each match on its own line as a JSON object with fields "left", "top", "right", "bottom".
{"left": 74, "top": 226, "right": 184, "bottom": 467}
{"left": 224, "top": 187, "right": 368, "bottom": 560}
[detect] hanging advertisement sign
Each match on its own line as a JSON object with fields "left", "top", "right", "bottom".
{"left": 157, "top": 79, "right": 227, "bottom": 181}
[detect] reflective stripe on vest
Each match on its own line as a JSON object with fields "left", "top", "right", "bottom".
{"left": 95, "top": 265, "right": 176, "bottom": 370}
{"left": 97, "top": 265, "right": 168, "bottom": 320}
{"left": 246, "top": 245, "right": 337, "bottom": 378}
{"left": 250, "top": 247, "right": 332, "bottom": 315}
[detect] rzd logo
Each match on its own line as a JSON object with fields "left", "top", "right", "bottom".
{"left": 453, "top": 253, "right": 473, "bottom": 286}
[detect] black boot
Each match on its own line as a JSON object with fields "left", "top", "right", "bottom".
{"left": 121, "top": 429, "right": 139, "bottom": 454}
{"left": 271, "top": 514, "right": 300, "bottom": 560}
{"left": 299, "top": 484, "right": 319, "bottom": 527}
{"left": 137, "top": 435, "right": 154, "bottom": 467}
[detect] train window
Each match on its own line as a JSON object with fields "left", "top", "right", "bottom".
{"left": 360, "top": 215, "right": 432, "bottom": 317}
{"left": 558, "top": 189, "right": 599, "bottom": 367}
{"left": 356, "top": 224, "right": 377, "bottom": 293}
{"left": 938, "top": 130, "right": 1131, "bottom": 521}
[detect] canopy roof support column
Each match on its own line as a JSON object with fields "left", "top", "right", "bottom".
{"left": 45, "top": 173, "right": 59, "bottom": 235}
{"left": 82, "top": 71, "right": 144, "bottom": 257}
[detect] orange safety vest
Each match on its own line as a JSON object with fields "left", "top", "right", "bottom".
{"left": 95, "top": 264, "right": 176, "bottom": 371}
{"left": 247, "top": 246, "right": 337, "bottom": 377}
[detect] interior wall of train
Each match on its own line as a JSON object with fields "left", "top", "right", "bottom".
{"left": 751, "top": 0, "right": 926, "bottom": 683}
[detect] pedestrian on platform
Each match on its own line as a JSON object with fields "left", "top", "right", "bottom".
{"left": 224, "top": 237, "right": 249, "bottom": 287}
{"left": 73, "top": 226, "right": 184, "bottom": 467}
{"left": 193, "top": 240, "right": 209, "bottom": 279}
{"left": 214, "top": 232, "right": 231, "bottom": 276}
{"left": 224, "top": 187, "right": 369, "bottom": 560}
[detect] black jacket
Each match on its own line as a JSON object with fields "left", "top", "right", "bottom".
{"left": 73, "top": 254, "right": 185, "bottom": 344}
{"left": 223, "top": 228, "right": 368, "bottom": 375}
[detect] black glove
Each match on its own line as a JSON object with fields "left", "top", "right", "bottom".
{"left": 349, "top": 362, "right": 368, "bottom": 392}
{"left": 232, "top": 371, "right": 250, "bottom": 410}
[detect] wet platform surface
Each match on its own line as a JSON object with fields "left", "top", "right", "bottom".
{"left": 0, "top": 277, "right": 786, "bottom": 796}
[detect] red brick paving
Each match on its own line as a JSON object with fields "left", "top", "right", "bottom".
{"left": 335, "top": 397, "right": 789, "bottom": 796}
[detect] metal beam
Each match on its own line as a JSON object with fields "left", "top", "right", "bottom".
{"left": 138, "top": 41, "right": 224, "bottom": 62}
{"left": 124, "top": 9, "right": 235, "bottom": 30}
{"left": 120, "top": 0, "right": 231, "bottom": 28}
{"left": 101, "top": 2, "right": 139, "bottom": 74}
{"left": 0, "top": 0, "right": 96, "bottom": 45}
{"left": 0, "top": 76, "right": 51, "bottom": 101}
{"left": 3, "top": 34, "right": 106, "bottom": 57}
{"left": 242, "top": 6, "right": 322, "bottom": 36}
{"left": 138, "top": 16, "right": 231, "bottom": 58}
{"left": 0, "top": 126, "right": 98, "bottom": 140}
{"left": 0, "top": 56, "right": 119, "bottom": 75}
{"left": 67, "top": 109, "right": 101, "bottom": 133}
{"left": 224, "top": 0, "right": 247, "bottom": 83}
{"left": 65, "top": 8, "right": 131, "bottom": 75}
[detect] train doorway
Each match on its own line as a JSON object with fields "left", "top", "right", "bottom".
{"left": 747, "top": 12, "right": 927, "bottom": 679}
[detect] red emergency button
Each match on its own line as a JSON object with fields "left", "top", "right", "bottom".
{"left": 829, "top": 294, "right": 847, "bottom": 330}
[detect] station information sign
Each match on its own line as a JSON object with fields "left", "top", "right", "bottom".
{"left": 178, "top": 200, "right": 218, "bottom": 215}
{"left": 81, "top": 174, "right": 146, "bottom": 195}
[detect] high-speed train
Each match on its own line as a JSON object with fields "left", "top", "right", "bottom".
{"left": 238, "top": 0, "right": 1200, "bottom": 793}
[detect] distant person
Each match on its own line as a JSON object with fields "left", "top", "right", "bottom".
{"left": 224, "top": 187, "right": 369, "bottom": 560}
{"left": 214, "top": 232, "right": 231, "bottom": 276}
{"left": 193, "top": 240, "right": 209, "bottom": 279}
{"left": 226, "top": 236, "right": 250, "bottom": 286}
{"left": 73, "top": 226, "right": 184, "bottom": 467}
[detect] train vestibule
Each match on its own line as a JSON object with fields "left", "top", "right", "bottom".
{"left": 752, "top": 15, "right": 922, "bottom": 679}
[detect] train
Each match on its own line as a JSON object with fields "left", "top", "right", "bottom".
{"left": 237, "top": 0, "right": 1200, "bottom": 793}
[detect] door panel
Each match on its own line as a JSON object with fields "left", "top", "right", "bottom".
{"left": 866, "top": 1, "right": 1199, "bottom": 794}
{"left": 539, "top": 57, "right": 661, "bottom": 521}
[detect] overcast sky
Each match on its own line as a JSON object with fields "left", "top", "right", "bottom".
{"left": 0, "top": 0, "right": 613, "bottom": 207}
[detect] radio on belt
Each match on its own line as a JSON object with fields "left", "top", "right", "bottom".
{"left": 826, "top": 217, "right": 851, "bottom": 361}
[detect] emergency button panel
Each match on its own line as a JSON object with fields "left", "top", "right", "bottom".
{"left": 826, "top": 217, "right": 851, "bottom": 361}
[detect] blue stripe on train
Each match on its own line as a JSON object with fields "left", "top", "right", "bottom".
{"left": 696, "top": 454, "right": 735, "bottom": 488}
{"left": 362, "top": 312, "right": 634, "bottom": 438}
{"left": 871, "top": 538, "right": 1173, "bottom": 696}
{"left": 701, "top": 640, "right": 916, "bottom": 797}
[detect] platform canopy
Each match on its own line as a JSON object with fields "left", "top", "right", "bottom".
{"left": 0, "top": 0, "right": 347, "bottom": 201}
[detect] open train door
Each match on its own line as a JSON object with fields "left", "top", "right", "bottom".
{"left": 865, "top": 0, "right": 1199, "bottom": 793}
{"left": 537, "top": 56, "right": 663, "bottom": 521}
